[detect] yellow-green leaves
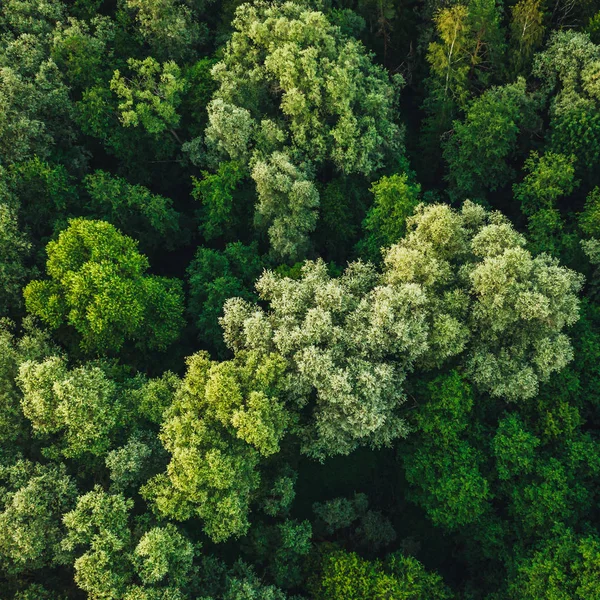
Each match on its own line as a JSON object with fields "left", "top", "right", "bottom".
{"left": 205, "top": 1, "right": 403, "bottom": 260}
{"left": 18, "top": 357, "right": 122, "bottom": 458}
{"left": 145, "top": 350, "right": 290, "bottom": 541}
{"left": 24, "top": 219, "right": 184, "bottom": 354}
{"left": 111, "top": 58, "right": 186, "bottom": 138}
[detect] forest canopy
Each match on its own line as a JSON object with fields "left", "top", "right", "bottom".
{"left": 2, "top": 0, "right": 600, "bottom": 599}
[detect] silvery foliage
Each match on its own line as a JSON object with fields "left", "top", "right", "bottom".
{"left": 221, "top": 202, "right": 583, "bottom": 458}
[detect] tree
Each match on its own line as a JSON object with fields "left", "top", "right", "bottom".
{"left": 509, "top": 0, "right": 545, "bottom": 76}
{"left": 248, "top": 519, "right": 312, "bottom": 589}
{"left": 513, "top": 151, "right": 578, "bottom": 256}
{"left": 508, "top": 528, "right": 600, "bottom": 599}
{"left": 192, "top": 160, "right": 248, "bottom": 242}
{"left": 105, "top": 432, "right": 159, "bottom": 492}
{"left": 51, "top": 15, "right": 115, "bottom": 90}
{"left": 313, "top": 550, "right": 452, "bottom": 599}
{"left": 17, "top": 356, "right": 124, "bottom": 458}
{"left": 110, "top": 57, "right": 187, "bottom": 143}
{"left": 7, "top": 157, "right": 78, "bottom": 242}
{"left": 221, "top": 258, "right": 421, "bottom": 459}
{"left": 132, "top": 524, "right": 195, "bottom": 589}
{"left": 124, "top": 0, "right": 207, "bottom": 62}
{"left": 357, "top": 173, "right": 420, "bottom": 262}
{"left": 62, "top": 487, "right": 134, "bottom": 599}
{"left": 205, "top": 0, "right": 403, "bottom": 259}
{"left": 222, "top": 202, "right": 583, "bottom": 463}
{"left": 252, "top": 152, "right": 319, "bottom": 261}
{"left": 83, "top": 170, "right": 182, "bottom": 252}
{"left": 0, "top": 201, "right": 31, "bottom": 316}
{"left": 143, "top": 350, "right": 291, "bottom": 541}
{"left": 0, "top": 315, "right": 58, "bottom": 448}
{"left": 421, "top": 0, "right": 506, "bottom": 160}
{"left": 0, "top": 460, "right": 77, "bottom": 575}
{"left": 402, "top": 372, "right": 491, "bottom": 530}
{"left": 443, "top": 78, "right": 538, "bottom": 200}
{"left": 0, "top": 60, "right": 76, "bottom": 165}
{"left": 533, "top": 32, "right": 600, "bottom": 182}
{"left": 24, "top": 219, "right": 184, "bottom": 355}
{"left": 514, "top": 151, "right": 578, "bottom": 217}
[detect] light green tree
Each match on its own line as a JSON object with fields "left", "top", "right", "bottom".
{"left": 143, "top": 350, "right": 291, "bottom": 541}
{"left": 24, "top": 218, "right": 185, "bottom": 355}
{"left": 205, "top": 1, "right": 403, "bottom": 259}
{"left": 222, "top": 202, "right": 583, "bottom": 463}
{"left": 0, "top": 460, "right": 77, "bottom": 575}
{"left": 111, "top": 57, "right": 187, "bottom": 142}
{"left": 313, "top": 550, "right": 452, "bottom": 599}
{"left": 17, "top": 357, "right": 123, "bottom": 458}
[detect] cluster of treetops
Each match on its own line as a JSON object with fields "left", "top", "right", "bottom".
{"left": 3, "top": 0, "right": 600, "bottom": 597}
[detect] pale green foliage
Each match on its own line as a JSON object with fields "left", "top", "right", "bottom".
{"left": 62, "top": 487, "right": 197, "bottom": 599}
{"left": 62, "top": 487, "right": 134, "bottom": 600}
{"left": 17, "top": 357, "right": 122, "bottom": 457}
{"left": 221, "top": 562, "right": 289, "bottom": 600}
{"left": 206, "top": 0, "right": 402, "bottom": 259}
{"left": 221, "top": 258, "right": 422, "bottom": 459}
{"left": 144, "top": 350, "right": 290, "bottom": 541}
{"left": 111, "top": 58, "right": 186, "bottom": 137}
{"left": 252, "top": 152, "right": 319, "bottom": 261}
{"left": 24, "top": 218, "right": 184, "bottom": 354}
{"left": 205, "top": 99, "right": 254, "bottom": 165}
{"left": 133, "top": 524, "right": 195, "bottom": 587}
{"left": 389, "top": 202, "right": 583, "bottom": 399}
{"left": 0, "top": 317, "right": 57, "bottom": 446}
{"left": 0, "top": 460, "right": 77, "bottom": 575}
{"left": 208, "top": 1, "right": 402, "bottom": 174}
{"left": 224, "top": 202, "right": 582, "bottom": 457}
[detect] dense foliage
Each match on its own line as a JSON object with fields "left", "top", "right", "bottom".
{"left": 1, "top": 0, "right": 600, "bottom": 598}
